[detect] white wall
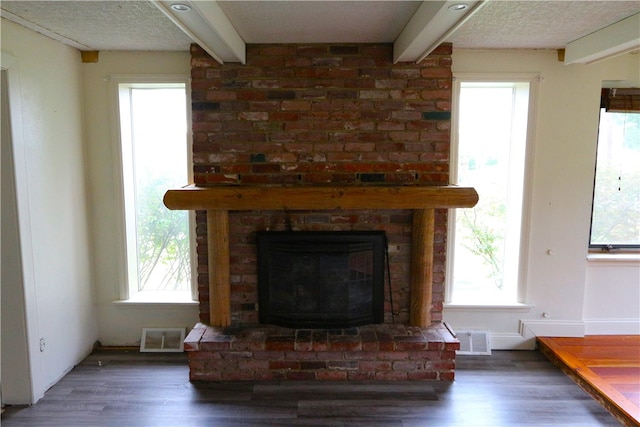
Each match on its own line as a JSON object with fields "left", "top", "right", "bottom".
{"left": 584, "top": 259, "right": 640, "bottom": 334}
{"left": 1, "top": 66, "right": 33, "bottom": 404}
{"left": 82, "top": 51, "right": 199, "bottom": 346}
{"left": 1, "top": 19, "right": 98, "bottom": 402}
{"left": 445, "top": 49, "right": 640, "bottom": 349}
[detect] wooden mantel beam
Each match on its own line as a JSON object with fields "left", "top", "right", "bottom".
{"left": 164, "top": 185, "right": 478, "bottom": 328}
{"left": 164, "top": 184, "right": 478, "bottom": 211}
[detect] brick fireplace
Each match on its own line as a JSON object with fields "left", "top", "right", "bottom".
{"left": 172, "top": 42, "right": 474, "bottom": 381}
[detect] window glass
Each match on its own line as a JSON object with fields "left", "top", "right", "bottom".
{"left": 117, "top": 82, "right": 193, "bottom": 300}
{"left": 449, "top": 80, "right": 532, "bottom": 304}
{"left": 130, "top": 87, "right": 190, "bottom": 290}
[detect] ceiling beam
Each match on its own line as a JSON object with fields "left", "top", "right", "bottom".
{"left": 393, "top": 0, "right": 484, "bottom": 64}
{"left": 153, "top": 1, "right": 245, "bottom": 64}
{"left": 564, "top": 13, "right": 640, "bottom": 65}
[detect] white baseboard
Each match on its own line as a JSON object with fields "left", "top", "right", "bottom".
{"left": 517, "top": 319, "right": 585, "bottom": 349}
{"left": 489, "top": 332, "right": 533, "bottom": 350}
{"left": 520, "top": 319, "right": 585, "bottom": 338}
{"left": 482, "top": 320, "right": 587, "bottom": 351}
{"left": 584, "top": 319, "right": 640, "bottom": 335}
{"left": 461, "top": 319, "right": 639, "bottom": 353}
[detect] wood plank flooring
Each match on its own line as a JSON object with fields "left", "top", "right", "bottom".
{"left": 538, "top": 335, "right": 640, "bottom": 427}
{"left": 2, "top": 349, "right": 621, "bottom": 426}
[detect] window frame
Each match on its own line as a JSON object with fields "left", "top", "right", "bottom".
{"left": 588, "top": 93, "right": 640, "bottom": 252}
{"left": 446, "top": 73, "right": 539, "bottom": 305}
{"left": 109, "top": 74, "right": 197, "bottom": 303}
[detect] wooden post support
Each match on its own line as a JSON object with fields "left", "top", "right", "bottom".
{"left": 410, "top": 208, "right": 435, "bottom": 327}
{"left": 207, "top": 209, "right": 231, "bottom": 326}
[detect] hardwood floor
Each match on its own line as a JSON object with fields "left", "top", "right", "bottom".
{"left": 539, "top": 335, "right": 640, "bottom": 427}
{"left": 2, "top": 349, "right": 621, "bottom": 426}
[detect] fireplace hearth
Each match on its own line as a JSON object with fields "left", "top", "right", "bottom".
{"left": 257, "top": 231, "right": 386, "bottom": 329}
{"left": 184, "top": 322, "right": 460, "bottom": 381}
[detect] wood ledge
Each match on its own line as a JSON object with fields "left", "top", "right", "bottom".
{"left": 164, "top": 184, "right": 478, "bottom": 211}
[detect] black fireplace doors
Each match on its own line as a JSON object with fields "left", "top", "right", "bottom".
{"left": 256, "top": 231, "right": 386, "bottom": 329}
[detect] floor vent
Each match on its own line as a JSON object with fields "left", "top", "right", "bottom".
{"left": 456, "top": 330, "right": 491, "bottom": 355}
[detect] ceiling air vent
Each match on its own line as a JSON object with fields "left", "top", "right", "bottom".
{"left": 456, "top": 330, "right": 491, "bottom": 355}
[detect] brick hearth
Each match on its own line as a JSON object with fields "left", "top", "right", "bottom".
{"left": 185, "top": 323, "right": 459, "bottom": 381}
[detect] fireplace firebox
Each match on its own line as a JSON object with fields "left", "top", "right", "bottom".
{"left": 256, "top": 231, "right": 386, "bottom": 329}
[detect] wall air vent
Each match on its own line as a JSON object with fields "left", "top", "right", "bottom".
{"left": 140, "top": 328, "right": 185, "bottom": 352}
{"left": 456, "top": 330, "right": 491, "bottom": 355}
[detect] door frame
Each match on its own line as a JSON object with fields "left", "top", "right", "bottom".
{"left": 1, "top": 52, "right": 42, "bottom": 404}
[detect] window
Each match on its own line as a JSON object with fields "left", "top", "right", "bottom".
{"left": 590, "top": 89, "right": 640, "bottom": 250}
{"left": 447, "top": 76, "right": 536, "bottom": 305}
{"left": 113, "top": 77, "right": 195, "bottom": 302}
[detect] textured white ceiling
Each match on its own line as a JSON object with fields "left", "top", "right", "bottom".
{"left": 0, "top": 1, "right": 193, "bottom": 51}
{"left": 449, "top": 0, "right": 640, "bottom": 49}
{"left": 1, "top": 0, "right": 639, "bottom": 52}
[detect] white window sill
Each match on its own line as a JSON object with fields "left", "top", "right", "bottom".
{"left": 444, "top": 302, "right": 534, "bottom": 312}
{"left": 113, "top": 291, "right": 198, "bottom": 307}
{"left": 587, "top": 253, "right": 640, "bottom": 264}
